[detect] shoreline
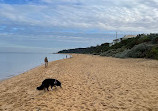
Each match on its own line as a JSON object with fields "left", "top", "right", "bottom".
{"left": 0, "top": 53, "right": 70, "bottom": 82}
{"left": 0, "top": 54, "right": 158, "bottom": 110}
{"left": 0, "top": 63, "right": 43, "bottom": 82}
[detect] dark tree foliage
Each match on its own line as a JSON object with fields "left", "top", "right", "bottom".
{"left": 58, "top": 43, "right": 110, "bottom": 54}
{"left": 58, "top": 33, "right": 158, "bottom": 60}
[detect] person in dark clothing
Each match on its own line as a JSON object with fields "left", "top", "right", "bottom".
{"left": 44, "top": 57, "right": 48, "bottom": 68}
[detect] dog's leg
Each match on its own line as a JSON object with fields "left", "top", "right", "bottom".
{"left": 44, "top": 88, "right": 46, "bottom": 92}
{"left": 47, "top": 87, "right": 49, "bottom": 91}
{"left": 51, "top": 86, "right": 53, "bottom": 90}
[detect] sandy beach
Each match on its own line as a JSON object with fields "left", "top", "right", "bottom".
{"left": 0, "top": 54, "right": 158, "bottom": 111}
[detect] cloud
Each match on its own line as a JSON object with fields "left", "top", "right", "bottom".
{"left": 0, "top": 0, "right": 158, "bottom": 32}
{"left": 0, "top": 0, "right": 158, "bottom": 52}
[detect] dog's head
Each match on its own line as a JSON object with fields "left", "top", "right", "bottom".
{"left": 54, "top": 80, "right": 62, "bottom": 88}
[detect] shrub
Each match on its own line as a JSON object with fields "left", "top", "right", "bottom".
{"left": 114, "top": 49, "right": 131, "bottom": 58}
{"left": 125, "top": 43, "right": 152, "bottom": 58}
{"left": 147, "top": 46, "right": 158, "bottom": 59}
{"left": 138, "top": 36, "right": 151, "bottom": 43}
{"left": 100, "top": 48, "right": 125, "bottom": 57}
{"left": 100, "top": 49, "right": 118, "bottom": 56}
{"left": 151, "top": 37, "right": 158, "bottom": 44}
{"left": 125, "top": 37, "right": 140, "bottom": 49}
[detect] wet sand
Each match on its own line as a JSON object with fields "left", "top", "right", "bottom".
{"left": 0, "top": 54, "right": 158, "bottom": 111}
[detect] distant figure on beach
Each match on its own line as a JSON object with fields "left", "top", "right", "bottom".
{"left": 44, "top": 57, "right": 48, "bottom": 68}
{"left": 66, "top": 55, "right": 67, "bottom": 58}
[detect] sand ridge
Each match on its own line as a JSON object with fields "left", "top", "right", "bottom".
{"left": 0, "top": 54, "right": 158, "bottom": 111}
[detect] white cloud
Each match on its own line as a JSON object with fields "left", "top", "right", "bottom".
{"left": 0, "top": 0, "right": 158, "bottom": 32}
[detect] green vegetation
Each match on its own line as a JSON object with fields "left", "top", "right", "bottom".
{"left": 58, "top": 43, "right": 110, "bottom": 55}
{"left": 58, "top": 33, "right": 158, "bottom": 60}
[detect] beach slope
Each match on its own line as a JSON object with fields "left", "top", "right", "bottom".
{"left": 0, "top": 54, "right": 158, "bottom": 111}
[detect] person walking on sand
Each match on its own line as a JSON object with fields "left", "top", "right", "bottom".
{"left": 44, "top": 57, "right": 48, "bottom": 68}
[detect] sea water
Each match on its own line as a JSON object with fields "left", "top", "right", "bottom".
{"left": 0, "top": 52, "right": 69, "bottom": 80}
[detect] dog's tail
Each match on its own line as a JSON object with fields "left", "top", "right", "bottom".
{"left": 36, "top": 84, "right": 44, "bottom": 90}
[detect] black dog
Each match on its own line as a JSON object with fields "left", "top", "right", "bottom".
{"left": 37, "top": 78, "right": 62, "bottom": 91}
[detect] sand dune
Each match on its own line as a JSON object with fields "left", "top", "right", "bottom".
{"left": 0, "top": 54, "right": 158, "bottom": 111}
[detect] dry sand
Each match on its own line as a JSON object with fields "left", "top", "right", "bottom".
{"left": 0, "top": 54, "right": 158, "bottom": 111}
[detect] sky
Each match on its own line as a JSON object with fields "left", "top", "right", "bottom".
{"left": 0, "top": 0, "right": 158, "bottom": 53}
